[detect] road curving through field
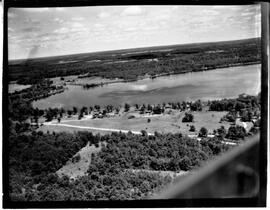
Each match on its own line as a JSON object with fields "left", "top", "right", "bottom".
{"left": 43, "top": 121, "right": 237, "bottom": 145}
{"left": 43, "top": 121, "right": 155, "bottom": 135}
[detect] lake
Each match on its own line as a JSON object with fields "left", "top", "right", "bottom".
{"left": 33, "top": 64, "right": 261, "bottom": 109}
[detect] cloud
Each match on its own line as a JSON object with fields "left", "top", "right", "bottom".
{"left": 20, "top": 8, "right": 50, "bottom": 12}
{"left": 255, "top": 13, "right": 261, "bottom": 20}
{"left": 8, "top": 27, "right": 15, "bottom": 32}
{"left": 71, "top": 22, "right": 84, "bottom": 28}
{"left": 155, "top": 13, "right": 171, "bottom": 21}
{"left": 54, "top": 27, "right": 69, "bottom": 34}
{"left": 20, "top": 26, "right": 41, "bottom": 33}
{"left": 121, "top": 6, "right": 143, "bottom": 16}
{"left": 41, "top": 36, "right": 51, "bottom": 41}
{"left": 124, "top": 27, "right": 136, "bottom": 32}
{"left": 202, "top": 9, "right": 219, "bottom": 16}
{"left": 72, "top": 17, "right": 84, "bottom": 21}
{"left": 9, "top": 5, "right": 261, "bottom": 60}
{"left": 98, "top": 12, "right": 111, "bottom": 19}
{"left": 145, "top": 25, "right": 159, "bottom": 31}
{"left": 94, "top": 23, "right": 104, "bottom": 27}
{"left": 37, "top": 33, "right": 51, "bottom": 38}
{"left": 241, "top": 11, "right": 257, "bottom": 17}
{"left": 254, "top": 13, "right": 261, "bottom": 25}
{"left": 54, "top": 18, "right": 65, "bottom": 23}
{"left": 21, "top": 27, "right": 35, "bottom": 32}
{"left": 70, "top": 22, "right": 88, "bottom": 32}
{"left": 210, "top": 6, "right": 241, "bottom": 11}
{"left": 55, "top": 8, "right": 65, "bottom": 11}
{"left": 53, "top": 22, "right": 87, "bottom": 35}
{"left": 8, "top": 11, "right": 17, "bottom": 18}
{"left": 15, "top": 7, "right": 66, "bottom": 13}
{"left": 24, "top": 18, "right": 41, "bottom": 25}
{"left": 93, "top": 23, "right": 106, "bottom": 32}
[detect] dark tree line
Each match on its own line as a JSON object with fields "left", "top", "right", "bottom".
{"left": 209, "top": 94, "right": 260, "bottom": 123}
{"left": 9, "top": 38, "right": 260, "bottom": 84}
{"left": 8, "top": 80, "right": 64, "bottom": 122}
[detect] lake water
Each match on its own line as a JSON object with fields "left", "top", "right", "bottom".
{"left": 33, "top": 64, "right": 261, "bottom": 109}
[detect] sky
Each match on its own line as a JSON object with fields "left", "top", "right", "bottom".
{"left": 8, "top": 5, "right": 261, "bottom": 60}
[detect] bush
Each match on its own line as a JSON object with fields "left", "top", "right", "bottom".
{"left": 124, "top": 103, "right": 130, "bottom": 112}
{"left": 182, "top": 113, "right": 194, "bottom": 123}
{"left": 198, "top": 127, "right": 208, "bottom": 137}
{"left": 179, "top": 156, "right": 192, "bottom": 171}
{"left": 141, "top": 130, "right": 148, "bottom": 136}
{"left": 254, "top": 119, "right": 260, "bottom": 127}
{"left": 72, "top": 154, "right": 81, "bottom": 163}
{"left": 217, "top": 126, "right": 226, "bottom": 138}
{"left": 189, "top": 125, "right": 196, "bottom": 132}
{"left": 226, "top": 125, "right": 246, "bottom": 140}
{"left": 249, "top": 126, "right": 259, "bottom": 134}
{"left": 78, "top": 113, "right": 83, "bottom": 120}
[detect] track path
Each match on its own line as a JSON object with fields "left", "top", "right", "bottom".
{"left": 44, "top": 121, "right": 154, "bottom": 135}
{"left": 43, "top": 120, "right": 237, "bottom": 145}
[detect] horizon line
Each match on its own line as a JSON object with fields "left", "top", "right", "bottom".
{"left": 8, "top": 37, "right": 261, "bottom": 62}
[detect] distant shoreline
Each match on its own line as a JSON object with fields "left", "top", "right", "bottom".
{"left": 69, "top": 62, "right": 261, "bottom": 88}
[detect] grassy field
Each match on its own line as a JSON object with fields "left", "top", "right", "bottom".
{"left": 8, "top": 83, "right": 31, "bottom": 93}
{"left": 56, "top": 142, "right": 104, "bottom": 180}
{"left": 38, "top": 110, "right": 235, "bottom": 135}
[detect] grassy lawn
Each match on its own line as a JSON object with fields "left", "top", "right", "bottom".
{"left": 38, "top": 110, "right": 233, "bottom": 135}
{"left": 191, "top": 111, "right": 232, "bottom": 134}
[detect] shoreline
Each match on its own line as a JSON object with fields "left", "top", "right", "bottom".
{"left": 67, "top": 61, "right": 260, "bottom": 88}
{"left": 9, "top": 61, "right": 260, "bottom": 87}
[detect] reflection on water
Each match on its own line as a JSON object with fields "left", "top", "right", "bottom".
{"left": 33, "top": 64, "right": 261, "bottom": 109}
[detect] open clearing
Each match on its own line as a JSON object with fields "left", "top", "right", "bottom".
{"left": 126, "top": 169, "right": 189, "bottom": 179}
{"left": 56, "top": 142, "right": 104, "bottom": 180}
{"left": 8, "top": 83, "right": 31, "bottom": 93}
{"left": 38, "top": 110, "right": 235, "bottom": 135}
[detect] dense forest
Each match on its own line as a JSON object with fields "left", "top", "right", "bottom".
{"left": 9, "top": 129, "right": 233, "bottom": 201}
{"left": 9, "top": 38, "right": 261, "bottom": 84}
